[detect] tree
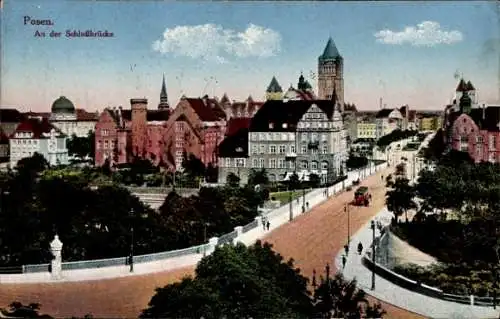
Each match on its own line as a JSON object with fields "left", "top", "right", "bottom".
{"left": 182, "top": 152, "right": 205, "bottom": 178}
{"left": 313, "top": 270, "right": 385, "bottom": 318}
{"left": 226, "top": 172, "right": 240, "bottom": 188}
{"left": 67, "top": 133, "right": 94, "bottom": 160}
{"left": 346, "top": 152, "right": 368, "bottom": 170}
{"left": 395, "top": 163, "right": 406, "bottom": 177}
{"left": 288, "top": 172, "right": 300, "bottom": 190}
{"left": 419, "top": 129, "right": 445, "bottom": 162}
{"left": 248, "top": 168, "right": 269, "bottom": 186}
{"left": 309, "top": 173, "right": 321, "bottom": 188}
{"left": 1, "top": 302, "right": 53, "bottom": 318}
{"left": 386, "top": 177, "right": 417, "bottom": 223}
{"left": 141, "top": 241, "right": 312, "bottom": 318}
{"left": 16, "top": 152, "right": 49, "bottom": 174}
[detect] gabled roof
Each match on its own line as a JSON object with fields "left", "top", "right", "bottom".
{"left": 12, "top": 118, "right": 63, "bottom": 138}
{"left": 375, "top": 108, "right": 395, "bottom": 118}
{"left": 0, "top": 108, "right": 24, "bottom": 122}
{"left": 183, "top": 97, "right": 226, "bottom": 122}
{"left": 466, "top": 81, "right": 475, "bottom": 91}
{"left": 106, "top": 108, "right": 170, "bottom": 126}
{"left": 344, "top": 103, "right": 357, "bottom": 112}
{"left": 218, "top": 128, "right": 248, "bottom": 158}
{"left": 319, "top": 37, "right": 341, "bottom": 60}
{"left": 220, "top": 93, "right": 231, "bottom": 105}
{"left": 456, "top": 79, "right": 468, "bottom": 92}
{"left": 226, "top": 117, "right": 251, "bottom": 137}
{"left": 249, "top": 99, "right": 337, "bottom": 132}
{"left": 266, "top": 76, "right": 283, "bottom": 93}
{"left": 0, "top": 128, "right": 9, "bottom": 144}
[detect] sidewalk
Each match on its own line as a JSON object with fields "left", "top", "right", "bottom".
{"left": 336, "top": 208, "right": 500, "bottom": 319}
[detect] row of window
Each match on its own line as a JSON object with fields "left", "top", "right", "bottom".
{"left": 298, "top": 121, "right": 339, "bottom": 130}
{"left": 224, "top": 157, "right": 331, "bottom": 170}
{"left": 10, "top": 139, "right": 39, "bottom": 145}
{"left": 459, "top": 135, "right": 497, "bottom": 149}
{"left": 96, "top": 140, "right": 115, "bottom": 150}
{"left": 250, "top": 144, "right": 331, "bottom": 155}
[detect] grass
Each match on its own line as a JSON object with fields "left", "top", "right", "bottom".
{"left": 270, "top": 190, "right": 304, "bottom": 205}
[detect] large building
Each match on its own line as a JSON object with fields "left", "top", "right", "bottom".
{"left": 374, "top": 108, "right": 404, "bottom": 138}
{"left": 357, "top": 122, "right": 377, "bottom": 139}
{"left": 9, "top": 117, "right": 68, "bottom": 167}
{"left": 218, "top": 94, "right": 347, "bottom": 185}
{"left": 317, "top": 37, "right": 344, "bottom": 108}
{"left": 49, "top": 96, "right": 99, "bottom": 137}
{"left": 220, "top": 94, "right": 264, "bottom": 119}
{"left": 443, "top": 79, "right": 500, "bottom": 163}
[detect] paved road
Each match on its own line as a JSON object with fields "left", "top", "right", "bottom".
{"left": 0, "top": 169, "right": 424, "bottom": 318}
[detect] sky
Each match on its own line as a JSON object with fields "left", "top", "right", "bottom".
{"left": 1, "top": 0, "right": 499, "bottom": 113}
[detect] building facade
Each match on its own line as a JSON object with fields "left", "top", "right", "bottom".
{"left": 317, "top": 37, "right": 344, "bottom": 109}
{"left": 265, "top": 76, "right": 283, "bottom": 101}
{"left": 49, "top": 96, "right": 99, "bottom": 137}
{"left": 375, "top": 108, "right": 404, "bottom": 138}
{"left": 9, "top": 118, "right": 68, "bottom": 167}
{"left": 218, "top": 99, "right": 347, "bottom": 184}
{"left": 220, "top": 94, "right": 264, "bottom": 119}
{"left": 357, "top": 122, "right": 377, "bottom": 139}
{"left": 419, "top": 116, "right": 442, "bottom": 132}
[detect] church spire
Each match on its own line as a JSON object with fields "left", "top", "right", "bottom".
{"left": 158, "top": 74, "right": 170, "bottom": 110}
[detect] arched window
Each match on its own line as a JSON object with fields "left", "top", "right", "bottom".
{"left": 311, "top": 161, "right": 319, "bottom": 170}
{"left": 321, "top": 161, "right": 329, "bottom": 170}
{"left": 300, "top": 160, "right": 308, "bottom": 169}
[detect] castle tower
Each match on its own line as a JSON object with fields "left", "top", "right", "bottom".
{"left": 158, "top": 74, "right": 170, "bottom": 110}
{"left": 131, "top": 98, "right": 148, "bottom": 158}
{"left": 266, "top": 76, "right": 283, "bottom": 100}
{"left": 318, "top": 37, "right": 344, "bottom": 111}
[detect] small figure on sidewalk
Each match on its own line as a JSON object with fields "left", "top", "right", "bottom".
{"left": 358, "top": 242, "right": 363, "bottom": 255}
{"left": 262, "top": 217, "right": 267, "bottom": 231}
{"left": 381, "top": 174, "right": 384, "bottom": 181}
{"left": 296, "top": 198, "right": 300, "bottom": 204}
{"left": 306, "top": 202, "right": 309, "bottom": 210}
{"left": 344, "top": 244, "right": 349, "bottom": 255}
{"left": 342, "top": 255, "right": 347, "bottom": 269}
{"left": 266, "top": 221, "right": 270, "bottom": 231}
{"left": 302, "top": 205, "right": 305, "bottom": 213}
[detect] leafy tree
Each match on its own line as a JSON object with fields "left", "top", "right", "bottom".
{"left": 226, "top": 172, "right": 240, "bottom": 188}
{"left": 248, "top": 168, "right": 269, "bottom": 186}
{"left": 309, "top": 173, "right": 321, "bottom": 188}
{"left": 182, "top": 152, "right": 205, "bottom": 178}
{"left": 16, "top": 152, "right": 49, "bottom": 174}
{"left": 0, "top": 302, "right": 53, "bottom": 318}
{"left": 204, "top": 162, "right": 218, "bottom": 183}
{"left": 67, "top": 133, "right": 94, "bottom": 159}
{"left": 376, "top": 129, "right": 418, "bottom": 150}
{"left": 419, "top": 129, "right": 445, "bottom": 162}
{"left": 386, "top": 177, "right": 417, "bottom": 223}
{"left": 313, "top": 272, "right": 385, "bottom": 318}
{"left": 141, "top": 241, "right": 312, "bottom": 318}
{"left": 395, "top": 163, "right": 406, "bottom": 177}
{"left": 346, "top": 152, "right": 368, "bottom": 170}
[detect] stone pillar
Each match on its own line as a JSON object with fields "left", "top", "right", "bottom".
{"left": 50, "top": 235, "right": 63, "bottom": 280}
{"left": 206, "top": 237, "right": 219, "bottom": 255}
{"left": 470, "top": 295, "right": 474, "bottom": 306}
{"left": 233, "top": 226, "right": 243, "bottom": 245}
{"left": 254, "top": 216, "right": 263, "bottom": 229}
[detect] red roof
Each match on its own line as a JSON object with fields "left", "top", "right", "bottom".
{"left": 184, "top": 97, "right": 226, "bottom": 122}
{"left": 225, "top": 117, "right": 251, "bottom": 137}
{"left": 76, "top": 109, "right": 99, "bottom": 121}
{"left": 12, "top": 118, "right": 62, "bottom": 139}
{"left": 23, "top": 111, "right": 51, "bottom": 119}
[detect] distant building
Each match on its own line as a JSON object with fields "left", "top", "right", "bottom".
{"left": 0, "top": 128, "right": 9, "bottom": 161}
{"left": 0, "top": 109, "right": 25, "bottom": 136}
{"left": 9, "top": 117, "right": 68, "bottom": 167}
{"left": 357, "top": 122, "right": 377, "bottom": 139}
{"left": 220, "top": 94, "right": 264, "bottom": 119}
{"left": 317, "top": 37, "right": 344, "bottom": 109}
{"left": 399, "top": 105, "right": 417, "bottom": 130}
{"left": 49, "top": 96, "right": 99, "bottom": 137}
{"left": 375, "top": 108, "right": 403, "bottom": 138}
{"left": 418, "top": 116, "right": 442, "bottom": 132}
{"left": 265, "top": 76, "right": 284, "bottom": 101}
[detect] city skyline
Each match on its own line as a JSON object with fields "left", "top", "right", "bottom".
{"left": 1, "top": 0, "right": 499, "bottom": 112}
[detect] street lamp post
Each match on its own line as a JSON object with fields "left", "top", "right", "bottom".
{"left": 345, "top": 204, "right": 351, "bottom": 245}
{"left": 289, "top": 188, "right": 293, "bottom": 221}
{"left": 302, "top": 186, "right": 306, "bottom": 212}
{"left": 371, "top": 220, "right": 376, "bottom": 290}
{"left": 129, "top": 226, "right": 134, "bottom": 273}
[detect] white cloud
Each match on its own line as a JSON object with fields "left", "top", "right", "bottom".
{"left": 374, "top": 21, "right": 463, "bottom": 47}
{"left": 152, "top": 23, "right": 281, "bottom": 62}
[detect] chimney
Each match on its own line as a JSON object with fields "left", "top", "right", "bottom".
{"left": 482, "top": 104, "right": 486, "bottom": 120}
{"left": 118, "top": 106, "right": 123, "bottom": 127}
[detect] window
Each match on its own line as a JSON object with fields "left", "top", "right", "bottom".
{"left": 252, "top": 145, "right": 258, "bottom": 154}
{"left": 236, "top": 159, "right": 245, "bottom": 167}
{"left": 282, "top": 123, "right": 288, "bottom": 129}
{"left": 252, "top": 159, "right": 258, "bottom": 167}
{"left": 321, "top": 161, "right": 329, "bottom": 170}
{"left": 97, "top": 140, "right": 102, "bottom": 149}
{"left": 311, "top": 161, "right": 318, "bottom": 170}
{"left": 312, "top": 133, "right": 318, "bottom": 141}
{"left": 251, "top": 133, "right": 258, "bottom": 141}
{"left": 301, "top": 145, "right": 307, "bottom": 154}
{"left": 490, "top": 153, "right": 496, "bottom": 163}
{"left": 101, "top": 129, "right": 109, "bottom": 136}
{"left": 260, "top": 145, "right": 265, "bottom": 154}
{"left": 322, "top": 145, "right": 328, "bottom": 154}
{"left": 301, "top": 161, "right": 308, "bottom": 169}
{"left": 259, "top": 158, "right": 265, "bottom": 168}
{"left": 267, "top": 133, "right": 272, "bottom": 140}
{"left": 269, "top": 145, "right": 276, "bottom": 154}
{"left": 104, "top": 140, "right": 109, "bottom": 149}
{"left": 321, "top": 134, "right": 327, "bottom": 141}
{"left": 260, "top": 133, "right": 266, "bottom": 140}
{"left": 269, "top": 123, "right": 274, "bottom": 129}
{"left": 301, "top": 133, "right": 307, "bottom": 141}
{"left": 278, "top": 159, "right": 285, "bottom": 168}
{"left": 281, "top": 133, "right": 287, "bottom": 140}
{"left": 279, "top": 145, "right": 286, "bottom": 154}
{"left": 490, "top": 135, "right": 497, "bottom": 150}
{"left": 269, "top": 158, "right": 276, "bottom": 168}
{"left": 176, "top": 122, "right": 183, "bottom": 131}
{"left": 289, "top": 160, "right": 295, "bottom": 169}
{"left": 476, "top": 136, "right": 483, "bottom": 143}
{"left": 225, "top": 158, "right": 232, "bottom": 167}
{"left": 290, "top": 145, "right": 296, "bottom": 153}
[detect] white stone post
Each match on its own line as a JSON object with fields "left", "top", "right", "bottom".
{"left": 233, "top": 226, "right": 243, "bottom": 245}
{"left": 50, "top": 235, "right": 63, "bottom": 280}
{"left": 206, "top": 237, "right": 219, "bottom": 255}
{"left": 470, "top": 295, "right": 474, "bottom": 306}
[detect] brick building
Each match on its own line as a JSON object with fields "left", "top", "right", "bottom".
{"left": 443, "top": 79, "right": 500, "bottom": 163}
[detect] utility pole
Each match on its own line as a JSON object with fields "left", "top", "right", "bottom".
{"left": 345, "top": 204, "right": 351, "bottom": 245}
{"left": 130, "top": 226, "right": 134, "bottom": 273}
{"left": 371, "top": 220, "right": 376, "bottom": 290}
{"left": 289, "top": 189, "right": 293, "bottom": 221}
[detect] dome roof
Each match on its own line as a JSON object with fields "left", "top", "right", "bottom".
{"left": 51, "top": 96, "right": 75, "bottom": 113}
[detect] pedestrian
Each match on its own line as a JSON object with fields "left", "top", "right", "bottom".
{"left": 306, "top": 202, "right": 309, "bottom": 210}
{"left": 296, "top": 198, "right": 299, "bottom": 204}
{"left": 342, "top": 255, "right": 347, "bottom": 268}
{"left": 266, "top": 221, "right": 270, "bottom": 231}
{"left": 262, "top": 217, "right": 266, "bottom": 231}
{"left": 344, "top": 244, "right": 349, "bottom": 255}
{"left": 381, "top": 174, "right": 384, "bottom": 180}
{"left": 358, "top": 242, "right": 363, "bottom": 255}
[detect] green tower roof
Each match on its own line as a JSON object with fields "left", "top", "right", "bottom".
{"left": 266, "top": 76, "right": 283, "bottom": 93}
{"left": 319, "top": 37, "right": 341, "bottom": 60}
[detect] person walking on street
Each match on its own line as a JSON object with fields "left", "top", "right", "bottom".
{"left": 262, "top": 217, "right": 266, "bottom": 231}
{"left": 344, "top": 244, "right": 349, "bottom": 255}
{"left": 342, "top": 255, "right": 347, "bottom": 268}
{"left": 306, "top": 202, "right": 309, "bottom": 210}
{"left": 358, "top": 242, "right": 363, "bottom": 255}
{"left": 266, "top": 220, "right": 270, "bottom": 231}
